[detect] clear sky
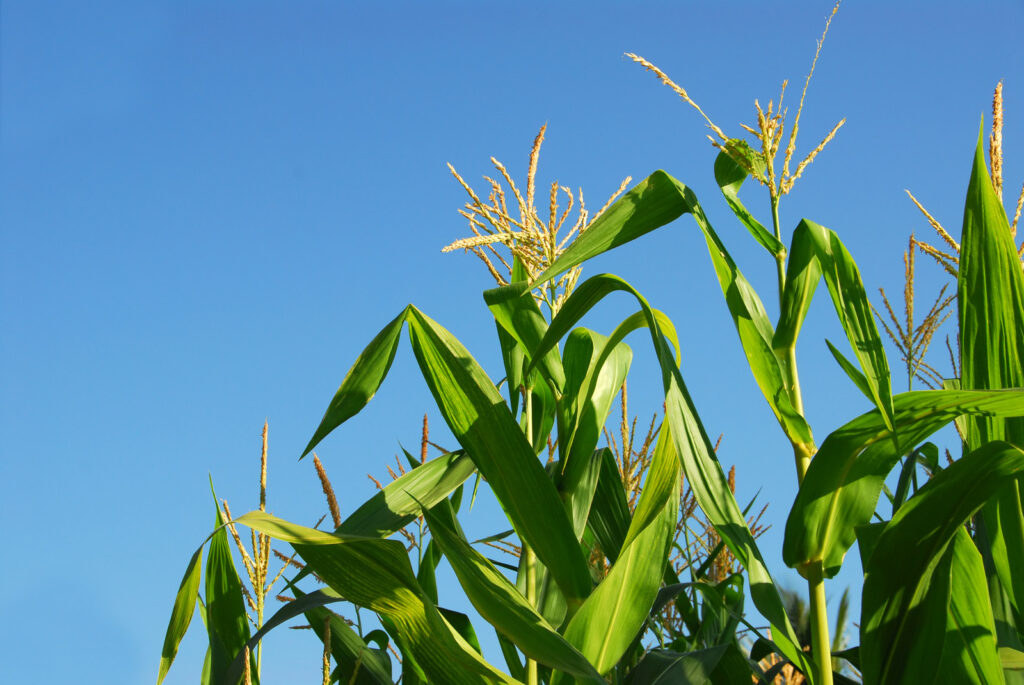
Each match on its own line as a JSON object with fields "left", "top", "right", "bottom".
{"left": 2, "top": 1, "right": 1023, "bottom": 683}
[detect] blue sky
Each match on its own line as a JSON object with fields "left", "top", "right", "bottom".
{"left": 2, "top": 1, "right": 1023, "bottom": 682}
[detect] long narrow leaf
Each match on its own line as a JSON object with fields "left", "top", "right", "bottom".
{"left": 421, "top": 500, "right": 605, "bottom": 684}
{"left": 784, "top": 389, "right": 1024, "bottom": 578}
{"left": 554, "top": 419, "right": 680, "bottom": 679}
{"left": 714, "top": 149, "right": 784, "bottom": 256}
{"left": 959, "top": 128, "right": 1024, "bottom": 613}
{"left": 861, "top": 441, "right": 1024, "bottom": 684}
{"left": 303, "top": 308, "right": 410, "bottom": 457}
{"left": 530, "top": 273, "right": 812, "bottom": 678}
{"left": 405, "top": 307, "right": 592, "bottom": 605}
{"left": 157, "top": 548, "right": 202, "bottom": 684}
{"left": 235, "top": 511, "right": 518, "bottom": 684}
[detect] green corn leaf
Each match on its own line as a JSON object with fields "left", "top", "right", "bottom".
{"left": 774, "top": 220, "right": 823, "bottom": 352}
{"left": 553, "top": 419, "right": 680, "bottom": 680}
{"left": 860, "top": 440, "right": 1024, "bottom": 684}
{"left": 206, "top": 503, "right": 255, "bottom": 685}
{"left": 624, "top": 645, "right": 729, "bottom": 685}
{"left": 157, "top": 548, "right": 202, "bottom": 684}
{"left": 936, "top": 529, "right": 1003, "bottom": 685}
{"left": 558, "top": 328, "right": 632, "bottom": 537}
{"left": 227, "top": 587, "right": 393, "bottom": 685}
{"left": 303, "top": 308, "right": 410, "bottom": 457}
{"left": 307, "top": 604, "right": 394, "bottom": 685}
{"left": 287, "top": 449, "right": 475, "bottom": 587}
{"left": 530, "top": 272, "right": 812, "bottom": 678}
{"left": 418, "top": 539, "right": 441, "bottom": 605}
{"left": 405, "top": 306, "right": 593, "bottom": 605}
{"left": 784, "top": 389, "right": 1024, "bottom": 578}
{"left": 586, "top": 447, "right": 632, "bottom": 563}
{"left": 234, "top": 511, "right": 518, "bottom": 684}
{"left": 536, "top": 171, "right": 810, "bottom": 446}
{"left": 337, "top": 450, "right": 476, "bottom": 538}
{"left": 787, "top": 219, "right": 894, "bottom": 430}
{"left": 534, "top": 171, "right": 690, "bottom": 285}
{"left": 421, "top": 499, "right": 605, "bottom": 684}
{"left": 484, "top": 283, "right": 566, "bottom": 392}
{"left": 439, "top": 608, "right": 484, "bottom": 655}
{"left": 959, "top": 128, "right": 1024, "bottom": 615}
{"left": 825, "top": 339, "right": 873, "bottom": 402}
{"left": 713, "top": 148, "right": 784, "bottom": 256}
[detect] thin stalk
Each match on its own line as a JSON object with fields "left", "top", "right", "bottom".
{"left": 523, "top": 387, "right": 538, "bottom": 685}
{"left": 771, "top": 196, "right": 787, "bottom": 301}
{"left": 524, "top": 544, "right": 538, "bottom": 685}
{"left": 772, "top": 196, "right": 832, "bottom": 683}
{"left": 807, "top": 563, "right": 834, "bottom": 685}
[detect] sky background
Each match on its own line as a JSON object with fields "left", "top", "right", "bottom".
{"left": 2, "top": 1, "right": 1023, "bottom": 682}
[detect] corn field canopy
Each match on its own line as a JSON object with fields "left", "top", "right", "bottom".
{"left": 3, "top": 2, "right": 1023, "bottom": 684}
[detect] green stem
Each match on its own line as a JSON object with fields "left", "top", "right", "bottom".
{"left": 524, "top": 544, "right": 538, "bottom": 685}
{"left": 771, "top": 195, "right": 787, "bottom": 302}
{"left": 807, "top": 563, "right": 834, "bottom": 685}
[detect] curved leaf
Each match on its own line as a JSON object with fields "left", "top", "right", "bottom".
{"left": 235, "top": 512, "right": 518, "bottom": 684}
{"left": 157, "top": 548, "right": 202, "bottom": 684}
{"left": 536, "top": 171, "right": 810, "bottom": 446}
{"left": 531, "top": 272, "right": 812, "bottom": 678}
{"left": 937, "top": 529, "right": 1003, "bottom": 685}
{"left": 714, "top": 148, "right": 784, "bottom": 256}
{"left": 784, "top": 389, "right": 1024, "bottom": 578}
{"left": 484, "top": 283, "right": 565, "bottom": 392}
{"left": 421, "top": 500, "right": 605, "bottom": 684}
{"left": 303, "top": 308, "right": 410, "bottom": 457}
{"left": 405, "top": 307, "right": 592, "bottom": 605}
{"left": 861, "top": 441, "right": 1024, "bottom": 684}
{"left": 337, "top": 450, "right": 476, "bottom": 538}
{"left": 792, "top": 219, "right": 894, "bottom": 429}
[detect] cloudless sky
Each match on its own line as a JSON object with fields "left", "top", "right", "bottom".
{"left": 2, "top": 1, "right": 1023, "bottom": 682}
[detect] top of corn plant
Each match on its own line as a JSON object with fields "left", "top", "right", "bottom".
{"left": 626, "top": 0, "right": 844, "bottom": 210}
{"left": 443, "top": 124, "right": 631, "bottom": 317}
{"left": 908, "top": 81, "right": 1024, "bottom": 278}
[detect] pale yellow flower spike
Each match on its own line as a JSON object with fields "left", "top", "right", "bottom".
{"left": 991, "top": 80, "right": 1004, "bottom": 202}
{"left": 783, "top": 0, "right": 841, "bottom": 182}
{"left": 905, "top": 190, "right": 960, "bottom": 255}
{"left": 625, "top": 52, "right": 728, "bottom": 142}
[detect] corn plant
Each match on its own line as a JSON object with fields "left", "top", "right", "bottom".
{"left": 157, "top": 16, "right": 1024, "bottom": 685}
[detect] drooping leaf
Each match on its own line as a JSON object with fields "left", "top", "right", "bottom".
{"left": 303, "top": 308, "right": 410, "bottom": 457}
{"left": 157, "top": 548, "right": 202, "bottom": 684}
{"left": 530, "top": 273, "right": 812, "bottom": 678}
{"left": 860, "top": 441, "right": 1024, "bottom": 684}
{"left": 784, "top": 389, "right": 1024, "bottom": 578}
{"left": 788, "top": 219, "right": 894, "bottom": 429}
{"left": 537, "top": 171, "right": 810, "bottom": 446}
{"left": 337, "top": 450, "right": 476, "bottom": 538}
{"left": 222, "top": 585, "right": 385, "bottom": 683}
{"left": 405, "top": 306, "right": 592, "bottom": 605}
{"left": 421, "top": 499, "right": 605, "bottom": 684}
{"left": 713, "top": 148, "right": 784, "bottom": 256}
{"left": 234, "top": 511, "right": 517, "bottom": 684}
